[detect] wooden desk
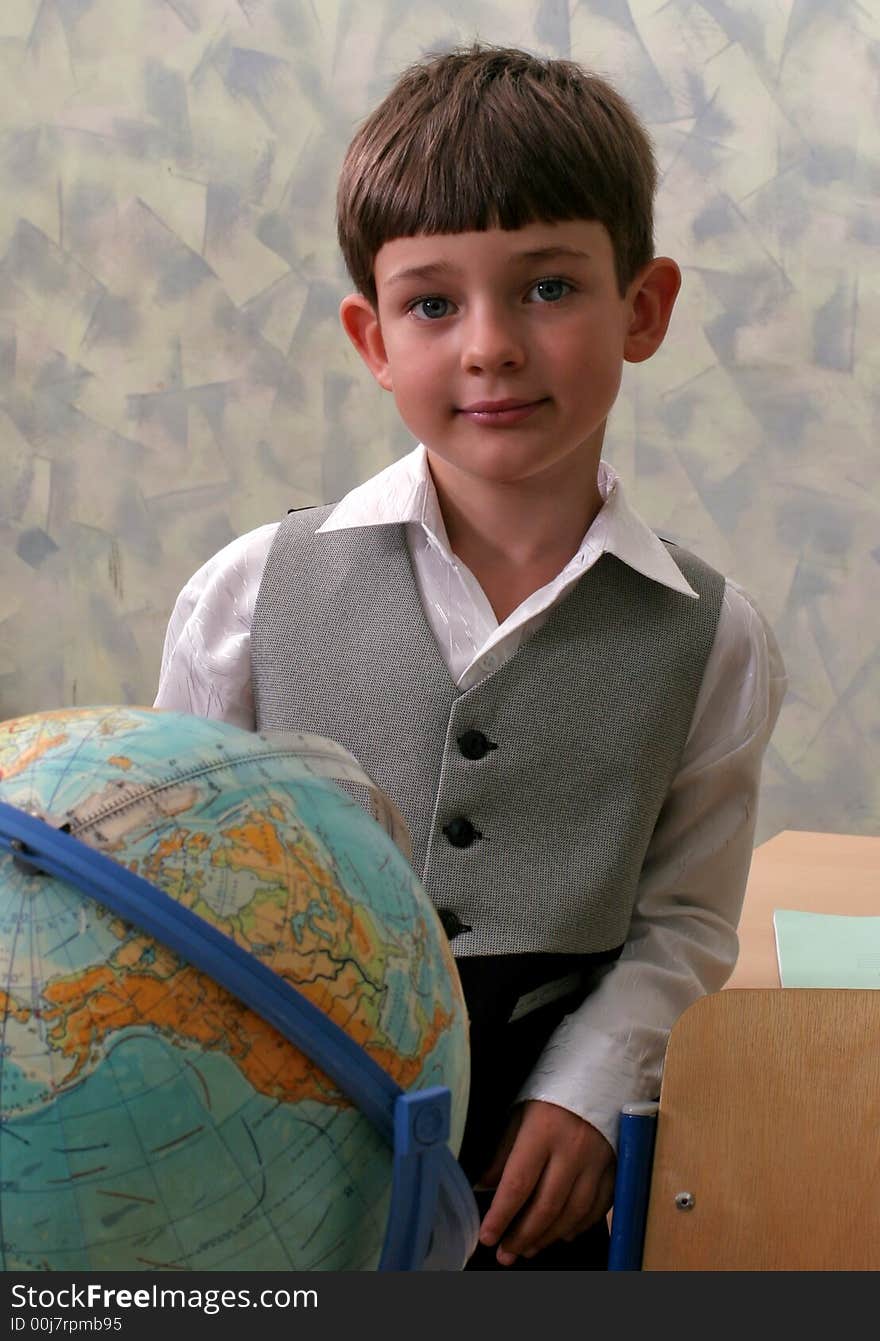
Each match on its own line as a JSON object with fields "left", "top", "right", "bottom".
{"left": 725, "top": 829, "right": 880, "bottom": 988}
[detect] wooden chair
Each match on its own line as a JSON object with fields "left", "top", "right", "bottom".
{"left": 609, "top": 989, "right": 880, "bottom": 1269}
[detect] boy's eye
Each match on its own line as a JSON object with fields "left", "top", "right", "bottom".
{"left": 529, "top": 278, "right": 572, "bottom": 303}
{"left": 408, "top": 296, "right": 451, "bottom": 320}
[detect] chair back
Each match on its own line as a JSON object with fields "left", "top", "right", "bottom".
{"left": 642, "top": 989, "right": 880, "bottom": 1270}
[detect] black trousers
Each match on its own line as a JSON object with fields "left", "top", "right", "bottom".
{"left": 454, "top": 951, "right": 621, "bottom": 1272}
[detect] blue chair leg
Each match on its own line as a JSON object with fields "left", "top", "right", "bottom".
{"left": 607, "top": 1101, "right": 659, "bottom": 1270}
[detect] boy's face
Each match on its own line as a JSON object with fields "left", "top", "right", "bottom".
{"left": 340, "top": 220, "right": 679, "bottom": 494}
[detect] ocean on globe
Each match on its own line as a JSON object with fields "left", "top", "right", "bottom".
{"left": 0, "top": 706, "right": 469, "bottom": 1271}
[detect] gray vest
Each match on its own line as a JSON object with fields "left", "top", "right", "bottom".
{"left": 251, "top": 509, "right": 724, "bottom": 958}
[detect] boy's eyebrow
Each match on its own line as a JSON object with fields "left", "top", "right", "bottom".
{"left": 385, "top": 261, "right": 458, "bottom": 287}
{"left": 515, "top": 246, "right": 593, "bottom": 264}
{"left": 384, "top": 246, "right": 593, "bottom": 287}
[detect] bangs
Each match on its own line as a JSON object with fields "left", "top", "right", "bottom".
{"left": 367, "top": 119, "right": 608, "bottom": 240}
{"left": 337, "top": 46, "right": 656, "bottom": 303}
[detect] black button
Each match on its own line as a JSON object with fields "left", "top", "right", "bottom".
{"left": 437, "top": 909, "right": 473, "bottom": 940}
{"left": 457, "top": 730, "right": 498, "bottom": 761}
{"left": 442, "top": 816, "right": 482, "bottom": 848}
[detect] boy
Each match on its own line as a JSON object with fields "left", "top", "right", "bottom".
{"left": 155, "top": 44, "right": 786, "bottom": 1269}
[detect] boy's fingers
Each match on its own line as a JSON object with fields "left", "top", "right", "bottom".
{"left": 520, "top": 1182, "right": 597, "bottom": 1257}
{"left": 499, "top": 1163, "right": 582, "bottom": 1255}
{"left": 477, "top": 1102, "right": 617, "bottom": 1258}
{"left": 561, "top": 1164, "right": 616, "bottom": 1242}
{"left": 502, "top": 1164, "right": 594, "bottom": 1258}
{"left": 524, "top": 1163, "right": 617, "bottom": 1257}
{"left": 506, "top": 1148, "right": 617, "bottom": 1259}
{"left": 477, "top": 1147, "right": 546, "bottom": 1247}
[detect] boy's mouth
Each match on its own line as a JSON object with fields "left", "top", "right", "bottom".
{"left": 457, "top": 397, "right": 548, "bottom": 425}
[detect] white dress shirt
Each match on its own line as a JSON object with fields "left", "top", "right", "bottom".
{"left": 155, "top": 444, "right": 787, "bottom": 1149}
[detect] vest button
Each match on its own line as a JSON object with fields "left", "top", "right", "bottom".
{"left": 442, "top": 816, "right": 481, "bottom": 848}
{"left": 457, "top": 730, "right": 498, "bottom": 761}
{"left": 437, "top": 909, "right": 473, "bottom": 940}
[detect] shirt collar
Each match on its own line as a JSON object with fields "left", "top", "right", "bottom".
{"left": 315, "top": 444, "right": 453, "bottom": 551}
{"left": 592, "top": 463, "right": 699, "bottom": 599}
{"left": 316, "top": 443, "right": 698, "bottom": 599}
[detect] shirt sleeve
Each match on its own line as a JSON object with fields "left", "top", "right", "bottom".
{"left": 515, "top": 579, "right": 788, "bottom": 1149}
{"left": 153, "top": 524, "right": 278, "bottom": 731}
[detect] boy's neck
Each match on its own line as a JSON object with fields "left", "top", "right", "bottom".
{"left": 425, "top": 452, "right": 604, "bottom": 624}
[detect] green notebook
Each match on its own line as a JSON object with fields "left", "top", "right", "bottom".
{"left": 773, "top": 909, "right": 880, "bottom": 988}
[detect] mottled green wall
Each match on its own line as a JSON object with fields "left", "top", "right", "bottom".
{"left": 0, "top": 1, "right": 877, "bottom": 842}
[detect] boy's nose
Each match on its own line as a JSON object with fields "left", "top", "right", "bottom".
{"left": 460, "top": 307, "right": 525, "bottom": 373}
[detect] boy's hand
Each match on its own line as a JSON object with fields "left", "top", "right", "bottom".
{"left": 475, "top": 1099, "right": 615, "bottom": 1266}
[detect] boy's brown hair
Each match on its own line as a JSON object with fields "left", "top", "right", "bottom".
{"left": 336, "top": 43, "right": 657, "bottom": 306}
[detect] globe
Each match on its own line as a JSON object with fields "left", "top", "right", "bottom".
{"left": 0, "top": 706, "right": 469, "bottom": 1271}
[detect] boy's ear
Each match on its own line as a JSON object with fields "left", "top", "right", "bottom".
{"left": 623, "top": 257, "right": 682, "bottom": 364}
{"left": 339, "top": 293, "right": 393, "bottom": 391}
